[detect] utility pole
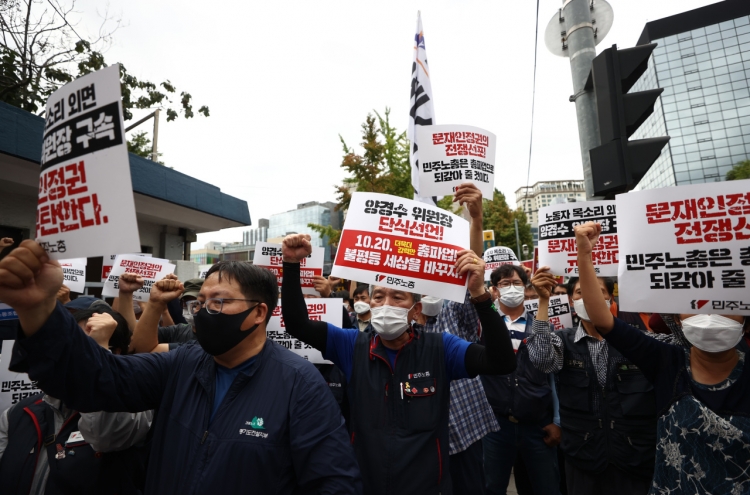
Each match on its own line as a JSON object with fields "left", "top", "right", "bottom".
{"left": 514, "top": 218, "right": 522, "bottom": 261}
{"left": 545, "top": 0, "right": 614, "bottom": 200}
{"left": 124, "top": 108, "right": 161, "bottom": 163}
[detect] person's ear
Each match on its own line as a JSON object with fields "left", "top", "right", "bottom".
{"left": 411, "top": 301, "right": 422, "bottom": 320}
{"left": 243, "top": 303, "right": 267, "bottom": 330}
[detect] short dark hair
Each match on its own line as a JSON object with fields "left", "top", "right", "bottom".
{"left": 74, "top": 308, "right": 131, "bottom": 354}
{"left": 567, "top": 277, "right": 614, "bottom": 297}
{"left": 205, "top": 261, "right": 278, "bottom": 323}
{"left": 490, "top": 265, "right": 528, "bottom": 287}
{"left": 352, "top": 284, "right": 369, "bottom": 298}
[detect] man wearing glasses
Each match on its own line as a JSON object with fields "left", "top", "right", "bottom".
{"left": 0, "top": 241, "right": 362, "bottom": 495}
{"left": 482, "top": 265, "right": 562, "bottom": 495}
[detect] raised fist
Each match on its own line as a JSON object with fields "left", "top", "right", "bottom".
{"left": 574, "top": 222, "right": 602, "bottom": 257}
{"left": 282, "top": 234, "right": 312, "bottom": 263}
{"left": 0, "top": 238, "right": 13, "bottom": 248}
{"left": 0, "top": 240, "right": 62, "bottom": 311}
{"left": 84, "top": 312, "right": 118, "bottom": 349}
{"left": 531, "top": 266, "right": 558, "bottom": 300}
{"left": 149, "top": 276, "right": 184, "bottom": 305}
{"left": 119, "top": 272, "right": 144, "bottom": 294}
{"left": 56, "top": 284, "right": 71, "bottom": 305}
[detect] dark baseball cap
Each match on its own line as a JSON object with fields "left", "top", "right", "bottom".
{"left": 64, "top": 296, "right": 101, "bottom": 311}
{"left": 181, "top": 279, "right": 204, "bottom": 300}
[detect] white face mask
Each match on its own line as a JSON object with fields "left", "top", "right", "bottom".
{"left": 370, "top": 305, "right": 411, "bottom": 340}
{"left": 681, "top": 314, "right": 744, "bottom": 353}
{"left": 182, "top": 309, "right": 195, "bottom": 328}
{"left": 573, "top": 298, "right": 611, "bottom": 322}
{"left": 353, "top": 301, "right": 371, "bottom": 315}
{"left": 420, "top": 296, "right": 443, "bottom": 317}
{"left": 499, "top": 286, "right": 525, "bottom": 308}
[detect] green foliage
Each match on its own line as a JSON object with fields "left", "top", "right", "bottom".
{"left": 726, "top": 159, "right": 750, "bottom": 181}
{"left": 126, "top": 131, "right": 164, "bottom": 165}
{"left": 307, "top": 223, "right": 341, "bottom": 246}
{"left": 482, "top": 188, "right": 533, "bottom": 259}
{"left": 0, "top": 0, "right": 209, "bottom": 122}
{"left": 436, "top": 195, "right": 461, "bottom": 215}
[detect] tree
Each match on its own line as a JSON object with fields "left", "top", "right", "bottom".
{"left": 482, "top": 188, "right": 533, "bottom": 259}
{"left": 0, "top": 0, "right": 209, "bottom": 121}
{"left": 127, "top": 131, "right": 164, "bottom": 164}
{"left": 726, "top": 159, "right": 750, "bottom": 181}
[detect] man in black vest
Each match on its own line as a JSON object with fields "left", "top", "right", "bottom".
{"left": 281, "top": 233, "right": 517, "bottom": 495}
{"left": 525, "top": 267, "right": 656, "bottom": 495}
{"left": 0, "top": 307, "right": 152, "bottom": 495}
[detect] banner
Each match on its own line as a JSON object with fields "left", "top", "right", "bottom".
{"left": 198, "top": 264, "right": 213, "bottom": 279}
{"left": 37, "top": 64, "right": 140, "bottom": 259}
{"left": 0, "top": 303, "right": 18, "bottom": 321}
{"left": 538, "top": 200, "right": 618, "bottom": 276}
{"left": 267, "top": 299, "right": 341, "bottom": 363}
{"left": 524, "top": 295, "right": 573, "bottom": 330}
{"left": 254, "top": 242, "right": 324, "bottom": 295}
{"left": 0, "top": 341, "right": 42, "bottom": 414}
{"left": 101, "top": 253, "right": 151, "bottom": 282}
{"left": 617, "top": 180, "right": 750, "bottom": 315}
{"left": 331, "top": 192, "right": 469, "bottom": 303}
{"left": 416, "top": 124, "right": 496, "bottom": 199}
{"left": 101, "top": 255, "right": 175, "bottom": 302}
{"left": 484, "top": 246, "right": 520, "bottom": 281}
{"left": 59, "top": 257, "right": 87, "bottom": 293}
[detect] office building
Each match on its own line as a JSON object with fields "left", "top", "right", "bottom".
{"left": 634, "top": 0, "right": 750, "bottom": 190}
{"left": 516, "top": 181, "right": 587, "bottom": 244}
{"left": 243, "top": 218, "right": 269, "bottom": 246}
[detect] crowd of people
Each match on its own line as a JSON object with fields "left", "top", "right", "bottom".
{"left": 0, "top": 183, "right": 747, "bottom": 495}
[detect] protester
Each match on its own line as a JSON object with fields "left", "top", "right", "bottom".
{"left": 0, "top": 307, "right": 152, "bottom": 495}
{"left": 575, "top": 221, "right": 750, "bottom": 495}
{"left": 281, "top": 232, "right": 516, "bottom": 495}
{"left": 526, "top": 267, "right": 656, "bottom": 495}
{"left": 483, "top": 264, "right": 562, "bottom": 495}
{"left": 0, "top": 243, "right": 362, "bottom": 494}
{"left": 351, "top": 285, "right": 372, "bottom": 331}
{"left": 553, "top": 284, "right": 568, "bottom": 297}
{"left": 524, "top": 284, "right": 538, "bottom": 301}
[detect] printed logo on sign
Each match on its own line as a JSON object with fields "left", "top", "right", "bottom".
{"left": 239, "top": 417, "right": 268, "bottom": 438}
{"left": 691, "top": 300, "right": 710, "bottom": 310}
{"left": 375, "top": 274, "right": 387, "bottom": 282}
{"left": 375, "top": 274, "right": 416, "bottom": 289}
{"left": 245, "top": 417, "right": 265, "bottom": 430}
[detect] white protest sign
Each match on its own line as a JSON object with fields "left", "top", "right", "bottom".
{"left": 0, "top": 304, "right": 18, "bottom": 322}
{"left": 331, "top": 192, "right": 470, "bottom": 303}
{"left": 483, "top": 246, "right": 520, "bottom": 281}
{"left": 617, "top": 180, "right": 750, "bottom": 315}
{"left": 538, "top": 200, "right": 619, "bottom": 276}
{"left": 268, "top": 299, "right": 340, "bottom": 363}
{"left": 415, "top": 124, "right": 497, "bottom": 199}
{"left": 0, "top": 341, "right": 42, "bottom": 414}
{"left": 198, "top": 264, "right": 213, "bottom": 279}
{"left": 37, "top": 64, "right": 140, "bottom": 260}
{"left": 101, "top": 255, "right": 175, "bottom": 302}
{"left": 59, "top": 258, "right": 87, "bottom": 293}
{"left": 523, "top": 295, "right": 573, "bottom": 330}
{"left": 101, "top": 253, "right": 151, "bottom": 282}
{"left": 254, "top": 242, "right": 324, "bottom": 295}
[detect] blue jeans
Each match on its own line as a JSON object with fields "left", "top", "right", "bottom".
{"left": 483, "top": 417, "right": 561, "bottom": 495}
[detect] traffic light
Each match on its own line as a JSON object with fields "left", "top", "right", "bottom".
{"left": 586, "top": 43, "right": 670, "bottom": 197}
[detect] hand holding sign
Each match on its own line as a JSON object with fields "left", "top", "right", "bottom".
{"left": 150, "top": 277, "right": 184, "bottom": 305}
{"left": 455, "top": 250, "right": 486, "bottom": 298}
{"left": 574, "top": 222, "right": 601, "bottom": 257}
{"left": 0, "top": 238, "right": 13, "bottom": 248}
{"left": 313, "top": 276, "right": 332, "bottom": 297}
{"left": 282, "top": 234, "right": 313, "bottom": 263}
{"left": 119, "top": 272, "right": 145, "bottom": 294}
{"left": 453, "top": 183, "right": 483, "bottom": 220}
{"left": 85, "top": 312, "right": 117, "bottom": 349}
{"left": 531, "top": 266, "right": 558, "bottom": 299}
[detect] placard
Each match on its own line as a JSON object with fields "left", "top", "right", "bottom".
{"left": 37, "top": 64, "right": 140, "bottom": 259}
{"left": 331, "top": 192, "right": 470, "bottom": 303}
{"left": 254, "top": 242, "right": 324, "bottom": 295}
{"left": 59, "top": 258, "right": 87, "bottom": 293}
{"left": 198, "top": 264, "right": 213, "bottom": 279}
{"left": 267, "top": 299, "right": 341, "bottom": 363}
{"left": 0, "top": 304, "right": 18, "bottom": 322}
{"left": 101, "top": 253, "right": 151, "bottom": 282}
{"left": 617, "top": 180, "right": 750, "bottom": 315}
{"left": 524, "top": 295, "right": 573, "bottom": 330}
{"left": 0, "top": 341, "right": 42, "bottom": 413}
{"left": 484, "top": 246, "right": 519, "bottom": 281}
{"left": 101, "top": 255, "right": 175, "bottom": 302}
{"left": 415, "top": 124, "right": 497, "bottom": 199}
{"left": 538, "top": 200, "right": 618, "bottom": 276}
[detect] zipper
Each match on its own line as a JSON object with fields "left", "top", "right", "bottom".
{"left": 436, "top": 438, "right": 443, "bottom": 484}
{"left": 201, "top": 431, "right": 209, "bottom": 445}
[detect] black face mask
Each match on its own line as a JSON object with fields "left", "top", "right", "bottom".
{"left": 193, "top": 305, "right": 259, "bottom": 356}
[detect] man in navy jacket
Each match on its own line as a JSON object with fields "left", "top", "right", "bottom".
{"left": 0, "top": 240, "right": 362, "bottom": 495}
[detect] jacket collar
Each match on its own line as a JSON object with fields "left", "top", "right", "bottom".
{"left": 194, "top": 338, "right": 272, "bottom": 394}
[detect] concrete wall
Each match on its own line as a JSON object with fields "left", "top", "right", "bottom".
{"left": 0, "top": 187, "right": 36, "bottom": 235}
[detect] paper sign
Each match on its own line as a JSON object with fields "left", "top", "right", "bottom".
{"left": 101, "top": 253, "right": 151, "bottom": 282}
{"left": 37, "top": 64, "right": 140, "bottom": 259}
{"left": 484, "top": 246, "right": 520, "bottom": 281}
{"left": 59, "top": 258, "right": 87, "bottom": 293}
{"left": 524, "top": 295, "right": 573, "bottom": 330}
{"left": 538, "top": 200, "right": 619, "bottom": 276}
{"left": 198, "top": 264, "right": 213, "bottom": 279}
{"left": 331, "top": 192, "right": 470, "bottom": 303}
{"left": 101, "top": 255, "right": 175, "bottom": 302}
{"left": 254, "top": 242, "right": 324, "bottom": 295}
{"left": 415, "top": 124, "right": 497, "bottom": 199}
{"left": 617, "top": 180, "right": 750, "bottom": 315}
{"left": 0, "top": 341, "right": 42, "bottom": 413}
{"left": 267, "top": 299, "right": 341, "bottom": 363}
{"left": 0, "top": 304, "right": 18, "bottom": 321}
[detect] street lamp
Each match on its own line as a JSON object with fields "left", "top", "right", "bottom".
{"left": 221, "top": 242, "right": 227, "bottom": 262}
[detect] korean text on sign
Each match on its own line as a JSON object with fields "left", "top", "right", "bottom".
{"left": 37, "top": 64, "right": 140, "bottom": 259}
{"left": 538, "top": 201, "right": 619, "bottom": 276}
{"left": 331, "top": 192, "right": 470, "bottom": 303}
{"left": 101, "top": 255, "right": 176, "bottom": 302}
{"left": 267, "top": 299, "right": 340, "bottom": 363}
{"left": 523, "top": 295, "right": 573, "bottom": 330}
{"left": 415, "top": 124, "right": 497, "bottom": 199}
{"left": 484, "top": 246, "right": 519, "bottom": 281}
{"left": 59, "top": 258, "right": 87, "bottom": 293}
{"left": 253, "top": 242, "right": 324, "bottom": 295}
{"left": 0, "top": 341, "right": 42, "bottom": 414}
{"left": 617, "top": 180, "right": 750, "bottom": 315}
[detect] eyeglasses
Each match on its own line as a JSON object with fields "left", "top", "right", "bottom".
{"left": 496, "top": 281, "right": 525, "bottom": 289}
{"left": 186, "top": 298, "right": 260, "bottom": 315}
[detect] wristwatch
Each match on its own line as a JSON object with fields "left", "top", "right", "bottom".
{"left": 470, "top": 288, "right": 492, "bottom": 304}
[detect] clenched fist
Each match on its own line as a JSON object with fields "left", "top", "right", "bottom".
{"left": 84, "top": 312, "right": 118, "bottom": 349}
{"left": 454, "top": 250, "right": 487, "bottom": 298}
{"left": 149, "top": 276, "right": 184, "bottom": 305}
{"left": 574, "top": 222, "right": 602, "bottom": 257}
{"left": 0, "top": 240, "right": 62, "bottom": 312}
{"left": 119, "top": 272, "right": 145, "bottom": 294}
{"left": 282, "top": 234, "right": 312, "bottom": 263}
{"left": 0, "top": 238, "right": 13, "bottom": 248}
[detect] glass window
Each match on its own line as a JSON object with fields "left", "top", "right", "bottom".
{"left": 698, "top": 140, "right": 714, "bottom": 151}
{"left": 709, "top": 41, "right": 725, "bottom": 52}
{"left": 697, "top": 53, "right": 712, "bottom": 63}
{"left": 674, "top": 163, "right": 688, "bottom": 172}
{"left": 726, "top": 45, "right": 741, "bottom": 56}
{"left": 738, "top": 25, "right": 750, "bottom": 36}
{"left": 717, "top": 83, "right": 733, "bottom": 94}
{"left": 701, "top": 76, "right": 716, "bottom": 87}
{"left": 705, "top": 24, "right": 720, "bottom": 35}
{"left": 726, "top": 126, "right": 742, "bottom": 137}
{"left": 730, "top": 144, "right": 746, "bottom": 155}
{"left": 692, "top": 27, "right": 707, "bottom": 37}
{"left": 725, "top": 118, "right": 740, "bottom": 128}
{"left": 731, "top": 70, "right": 746, "bottom": 82}
{"left": 684, "top": 143, "right": 698, "bottom": 153}
{"left": 723, "top": 108, "right": 739, "bottom": 119}
{"left": 720, "top": 20, "right": 735, "bottom": 31}
{"left": 724, "top": 37, "right": 739, "bottom": 48}
{"left": 729, "top": 136, "right": 745, "bottom": 146}
{"left": 678, "top": 40, "right": 693, "bottom": 50}
{"left": 737, "top": 16, "right": 750, "bottom": 27}
{"left": 715, "top": 66, "right": 730, "bottom": 77}
{"left": 675, "top": 171, "right": 690, "bottom": 182}
{"left": 715, "top": 147, "right": 731, "bottom": 157}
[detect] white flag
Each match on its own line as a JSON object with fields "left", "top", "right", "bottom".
{"left": 408, "top": 12, "right": 437, "bottom": 206}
